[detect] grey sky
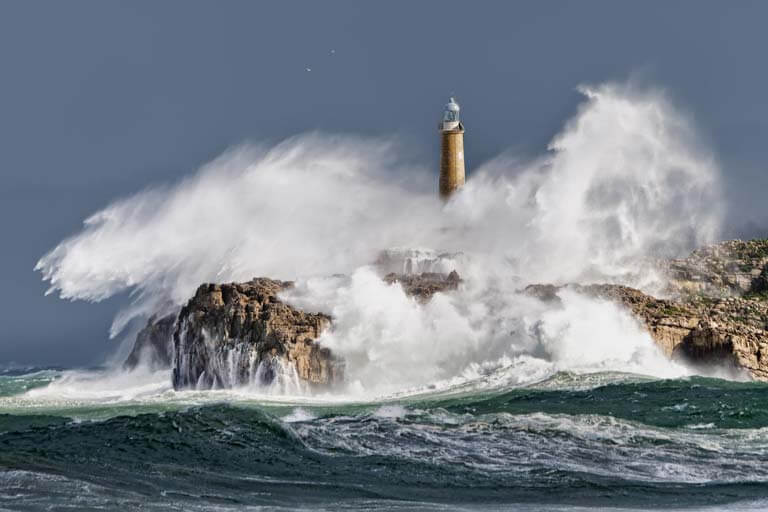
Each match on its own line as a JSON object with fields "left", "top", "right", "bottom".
{"left": 1, "top": 1, "right": 767, "bottom": 366}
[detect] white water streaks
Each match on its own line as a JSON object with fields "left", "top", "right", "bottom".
{"left": 36, "top": 82, "right": 723, "bottom": 394}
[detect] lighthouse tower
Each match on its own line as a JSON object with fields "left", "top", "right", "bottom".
{"left": 439, "top": 97, "right": 465, "bottom": 200}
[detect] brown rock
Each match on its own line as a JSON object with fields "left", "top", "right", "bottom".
{"left": 145, "top": 271, "right": 463, "bottom": 391}
{"left": 172, "top": 278, "right": 341, "bottom": 390}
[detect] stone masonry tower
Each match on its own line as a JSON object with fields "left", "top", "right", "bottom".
{"left": 439, "top": 97, "right": 465, "bottom": 200}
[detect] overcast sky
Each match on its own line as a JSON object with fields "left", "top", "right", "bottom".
{"left": 2, "top": 1, "right": 767, "bottom": 366}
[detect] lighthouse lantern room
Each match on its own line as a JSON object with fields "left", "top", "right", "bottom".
{"left": 439, "top": 97, "right": 466, "bottom": 200}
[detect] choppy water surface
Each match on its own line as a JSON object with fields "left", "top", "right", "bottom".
{"left": 1, "top": 368, "right": 767, "bottom": 511}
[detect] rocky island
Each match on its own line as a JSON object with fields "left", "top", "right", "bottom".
{"left": 125, "top": 271, "right": 460, "bottom": 390}
{"left": 125, "top": 239, "right": 768, "bottom": 388}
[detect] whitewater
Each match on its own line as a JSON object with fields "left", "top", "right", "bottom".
{"left": 34, "top": 83, "right": 721, "bottom": 396}
{"left": 3, "top": 83, "right": 767, "bottom": 510}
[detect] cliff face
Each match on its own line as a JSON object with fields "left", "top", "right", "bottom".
{"left": 172, "top": 278, "right": 340, "bottom": 390}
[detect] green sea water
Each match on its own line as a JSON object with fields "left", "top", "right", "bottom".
{"left": 1, "top": 368, "right": 767, "bottom": 511}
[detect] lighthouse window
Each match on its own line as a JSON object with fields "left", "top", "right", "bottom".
{"left": 444, "top": 110, "right": 457, "bottom": 122}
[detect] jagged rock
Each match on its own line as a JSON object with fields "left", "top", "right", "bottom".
{"left": 524, "top": 282, "right": 768, "bottom": 381}
{"left": 172, "top": 278, "right": 341, "bottom": 390}
{"left": 123, "top": 314, "right": 176, "bottom": 370}
{"left": 383, "top": 271, "right": 462, "bottom": 302}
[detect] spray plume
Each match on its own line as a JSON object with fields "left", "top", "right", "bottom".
{"left": 36, "top": 83, "right": 723, "bottom": 394}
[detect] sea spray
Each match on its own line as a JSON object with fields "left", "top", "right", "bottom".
{"left": 172, "top": 326, "right": 307, "bottom": 393}
{"left": 282, "top": 268, "right": 688, "bottom": 396}
{"left": 35, "top": 82, "right": 723, "bottom": 394}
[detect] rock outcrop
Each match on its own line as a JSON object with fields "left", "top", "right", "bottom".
{"left": 525, "top": 282, "right": 768, "bottom": 381}
{"left": 121, "top": 239, "right": 768, "bottom": 386}
{"left": 662, "top": 239, "right": 768, "bottom": 298}
{"left": 172, "top": 278, "right": 341, "bottom": 390}
{"left": 123, "top": 314, "right": 176, "bottom": 370}
{"left": 383, "top": 270, "right": 462, "bottom": 302}
{"left": 125, "top": 270, "right": 465, "bottom": 390}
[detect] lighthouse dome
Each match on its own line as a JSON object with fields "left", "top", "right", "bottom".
{"left": 442, "top": 97, "right": 460, "bottom": 129}
{"left": 444, "top": 97, "right": 460, "bottom": 118}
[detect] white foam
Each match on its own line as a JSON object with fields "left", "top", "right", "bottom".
{"left": 373, "top": 405, "right": 408, "bottom": 418}
{"left": 34, "top": 82, "right": 723, "bottom": 397}
{"left": 282, "top": 407, "right": 317, "bottom": 423}
{"left": 23, "top": 366, "right": 172, "bottom": 402}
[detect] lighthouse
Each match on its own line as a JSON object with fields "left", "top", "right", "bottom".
{"left": 439, "top": 97, "right": 465, "bottom": 200}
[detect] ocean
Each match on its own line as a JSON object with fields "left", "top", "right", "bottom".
{"left": 1, "top": 367, "right": 767, "bottom": 511}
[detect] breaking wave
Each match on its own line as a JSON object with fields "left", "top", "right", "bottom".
{"left": 35, "top": 82, "right": 723, "bottom": 395}
{"left": 2, "top": 369, "right": 768, "bottom": 510}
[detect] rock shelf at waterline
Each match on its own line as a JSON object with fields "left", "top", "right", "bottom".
{"left": 124, "top": 239, "right": 768, "bottom": 391}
